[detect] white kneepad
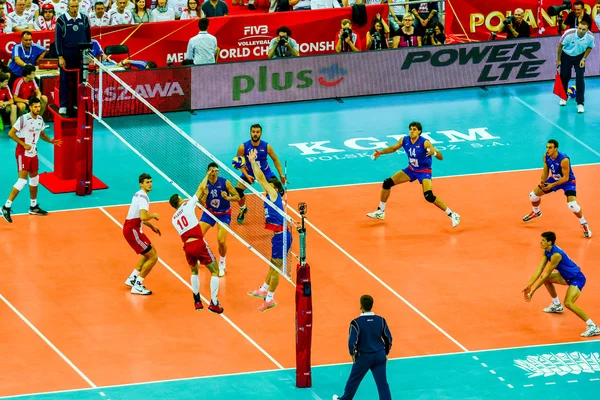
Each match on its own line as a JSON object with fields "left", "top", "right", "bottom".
{"left": 529, "top": 191, "right": 540, "bottom": 202}
{"left": 13, "top": 178, "right": 27, "bottom": 191}
{"left": 29, "top": 175, "right": 39, "bottom": 187}
{"left": 567, "top": 201, "right": 581, "bottom": 213}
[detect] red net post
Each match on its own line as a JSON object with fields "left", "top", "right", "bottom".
{"left": 75, "top": 82, "right": 93, "bottom": 196}
{"left": 296, "top": 262, "right": 313, "bottom": 388}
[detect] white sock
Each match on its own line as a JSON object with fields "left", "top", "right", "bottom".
{"left": 533, "top": 206, "right": 540, "bottom": 213}
{"left": 260, "top": 283, "right": 269, "bottom": 292}
{"left": 266, "top": 291, "right": 275, "bottom": 302}
{"left": 191, "top": 274, "right": 200, "bottom": 295}
{"left": 219, "top": 256, "right": 226, "bottom": 265}
{"left": 31, "top": 199, "right": 37, "bottom": 207}
{"left": 210, "top": 276, "right": 219, "bottom": 304}
{"left": 580, "top": 216, "right": 587, "bottom": 224}
{"left": 130, "top": 269, "right": 140, "bottom": 278}
{"left": 445, "top": 207, "right": 452, "bottom": 216}
{"left": 378, "top": 202, "right": 386, "bottom": 212}
{"left": 586, "top": 319, "right": 594, "bottom": 326}
{"left": 552, "top": 296, "right": 561, "bottom": 305}
{"left": 5, "top": 200, "right": 12, "bottom": 208}
{"left": 241, "top": 205, "right": 247, "bottom": 210}
{"left": 136, "top": 276, "right": 144, "bottom": 285}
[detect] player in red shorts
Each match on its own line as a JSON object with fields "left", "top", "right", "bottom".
{"left": 123, "top": 173, "right": 161, "bottom": 295}
{"left": 1, "top": 97, "right": 61, "bottom": 224}
{"left": 169, "top": 171, "right": 224, "bottom": 314}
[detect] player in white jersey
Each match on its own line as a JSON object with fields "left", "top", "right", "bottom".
{"left": 123, "top": 173, "right": 161, "bottom": 295}
{"left": 2, "top": 97, "right": 62, "bottom": 224}
{"left": 169, "top": 171, "right": 224, "bottom": 314}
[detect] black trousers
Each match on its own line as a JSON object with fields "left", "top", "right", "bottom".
{"left": 560, "top": 51, "right": 586, "bottom": 105}
{"left": 339, "top": 350, "right": 391, "bottom": 400}
{"left": 59, "top": 53, "right": 83, "bottom": 109}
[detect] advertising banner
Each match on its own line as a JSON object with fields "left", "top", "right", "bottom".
{"left": 191, "top": 34, "right": 600, "bottom": 110}
{"left": 445, "top": 0, "right": 600, "bottom": 43}
{"left": 0, "top": 5, "right": 388, "bottom": 67}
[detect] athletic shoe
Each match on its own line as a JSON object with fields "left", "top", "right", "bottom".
{"left": 581, "top": 223, "right": 592, "bottom": 238}
{"left": 194, "top": 293, "right": 203, "bottom": 311}
{"left": 131, "top": 281, "right": 152, "bottom": 295}
{"left": 559, "top": 99, "right": 567, "bottom": 106}
{"left": 124, "top": 276, "right": 136, "bottom": 287}
{"left": 367, "top": 209, "right": 385, "bottom": 220}
{"left": 58, "top": 107, "right": 67, "bottom": 114}
{"left": 247, "top": 288, "right": 267, "bottom": 299}
{"left": 258, "top": 299, "right": 277, "bottom": 312}
{"left": 581, "top": 325, "right": 600, "bottom": 337}
{"left": 451, "top": 212, "right": 461, "bottom": 228}
{"left": 1, "top": 206, "right": 12, "bottom": 223}
{"left": 543, "top": 303, "right": 564, "bottom": 313}
{"left": 237, "top": 206, "right": 248, "bottom": 223}
{"left": 577, "top": 104, "right": 584, "bottom": 113}
{"left": 218, "top": 261, "right": 226, "bottom": 277}
{"left": 522, "top": 211, "right": 542, "bottom": 222}
{"left": 333, "top": 396, "right": 340, "bottom": 400}
{"left": 29, "top": 205, "right": 48, "bottom": 216}
{"left": 208, "top": 301, "right": 224, "bottom": 314}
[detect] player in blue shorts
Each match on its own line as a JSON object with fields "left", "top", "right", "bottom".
{"left": 234, "top": 123, "right": 287, "bottom": 224}
{"left": 199, "top": 162, "right": 240, "bottom": 277}
{"left": 524, "top": 231, "right": 600, "bottom": 337}
{"left": 245, "top": 148, "right": 292, "bottom": 312}
{"left": 367, "top": 121, "right": 460, "bottom": 228}
{"left": 523, "top": 139, "right": 591, "bottom": 238}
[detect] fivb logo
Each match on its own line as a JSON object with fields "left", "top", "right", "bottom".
{"left": 243, "top": 25, "right": 269, "bottom": 36}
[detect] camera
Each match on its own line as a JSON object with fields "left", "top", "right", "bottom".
{"left": 278, "top": 36, "right": 287, "bottom": 46}
{"left": 341, "top": 27, "right": 352, "bottom": 39}
{"left": 547, "top": 0, "right": 572, "bottom": 17}
{"left": 503, "top": 15, "right": 515, "bottom": 25}
{"left": 426, "top": 28, "right": 435, "bottom": 36}
{"left": 373, "top": 31, "right": 382, "bottom": 41}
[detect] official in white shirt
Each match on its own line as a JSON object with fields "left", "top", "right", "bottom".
{"left": 186, "top": 17, "right": 218, "bottom": 65}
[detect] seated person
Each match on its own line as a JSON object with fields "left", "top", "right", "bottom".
{"left": 12, "top": 64, "right": 47, "bottom": 117}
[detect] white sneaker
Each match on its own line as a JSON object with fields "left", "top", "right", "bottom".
{"left": 581, "top": 325, "right": 600, "bottom": 337}
{"left": 577, "top": 104, "right": 584, "bottom": 113}
{"left": 367, "top": 209, "right": 385, "bottom": 220}
{"left": 218, "top": 262, "right": 226, "bottom": 277}
{"left": 332, "top": 396, "right": 339, "bottom": 400}
{"left": 543, "top": 303, "right": 564, "bottom": 313}
{"left": 131, "top": 282, "right": 152, "bottom": 295}
{"left": 58, "top": 107, "right": 67, "bottom": 114}
{"left": 559, "top": 99, "right": 567, "bottom": 106}
{"left": 450, "top": 212, "right": 461, "bottom": 228}
{"left": 125, "top": 276, "right": 136, "bottom": 287}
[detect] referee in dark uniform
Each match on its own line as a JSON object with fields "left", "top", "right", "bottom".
{"left": 333, "top": 295, "right": 393, "bottom": 400}
{"left": 55, "top": 0, "right": 91, "bottom": 115}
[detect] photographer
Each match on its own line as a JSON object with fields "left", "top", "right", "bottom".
{"left": 422, "top": 22, "right": 445, "bottom": 46}
{"left": 562, "top": 1, "right": 593, "bottom": 32}
{"left": 366, "top": 13, "right": 389, "bottom": 51}
{"left": 335, "top": 19, "right": 361, "bottom": 53}
{"left": 268, "top": 26, "right": 300, "bottom": 59}
{"left": 499, "top": 8, "right": 531, "bottom": 39}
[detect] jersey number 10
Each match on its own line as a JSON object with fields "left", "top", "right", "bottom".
{"left": 176, "top": 216, "right": 189, "bottom": 230}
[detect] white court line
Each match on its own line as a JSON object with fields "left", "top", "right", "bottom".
{"left": 0, "top": 294, "right": 97, "bottom": 388}
{"left": 513, "top": 96, "right": 600, "bottom": 158}
{"left": 97, "top": 207, "right": 285, "bottom": 370}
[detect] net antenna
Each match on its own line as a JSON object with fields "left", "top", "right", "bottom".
{"left": 88, "top": 59, "right": 295, "bottom": 287}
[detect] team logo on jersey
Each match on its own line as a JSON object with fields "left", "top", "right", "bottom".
{"left": 317, "top": 64, "right": 346, "bottom": 87}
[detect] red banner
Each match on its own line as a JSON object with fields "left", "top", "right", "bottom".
{"left": 445, "top": 0, "right": 599, "bottom": 43}
{"left": 0, "top": 6, "right": 387, "bottom": 68}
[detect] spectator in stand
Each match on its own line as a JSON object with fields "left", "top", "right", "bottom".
{"left": 366, "top": 13, "right": 389, "bottom": 51}
{"left": 151, "top": 0, "right": 174, "bottom": 21}
{"left": 1, "top": 0, "right": 15, "bottom": 16}
{"left": 168, "top": 0, "right": 186, "bottom": 18}
{"left": 395, "top": 13, "right": 421, "bottom": 48}
{"left": 8, "top": 0, "right": 35, "bottom": 32}
{"left": 180, "top": 0, "right": 200, "bottom": 19}
{"left": 79, "top": 0, "right": 94, "bottom": 15}
{"left": 201, "top": 0, "right": 227, "bottom": 17}
{"left": 562, "top": 1, "right": 593, "bottom": 32}
{"left": 410, "top": 1, "right": 438, "bottom": 36}
{"left": 8, "top": 31, "right": 46, "bottom": 86}
{"left": 118, "top": 59, "right": 158, "bottom": 68}
{"left": 44, "top": 0, "right": 69, "bottom": 17}
{"left": 268, "top": 26, "right": 299, "bottom": 59}
{"left": 24, "top": 0, "right": 39, "bottom": 19}
{"left": 291, "top": 0, "right": 310, "bottom": 10}
{"left": 0, "top": 72, "right": 18, "bottom": 129}
{"left": 89, "top": 1, "right": 110, "bottom": 26}
{"left": 0, "top": 17, "right": 13, "bottom": 34}
{"left": 12, "top": 64, "right": 47, "bottom": 117}
{"left": 110, "top": 0, "right": 135, "bottom": 12}
{"left": 107, "top": 0, "right": 133, "bottom": 24}
{"left": 499, "top": 8, "right": 530, "bottom": 39}
{"left": 387, "top": 0, "right": 407, "bottom": 38}
{"left": 311, "top": 0, "right": 339, "bottom": 9}
{"left": 186, "top": 17, "right": 218, "bottom": 65}
{"left": 422, "top": 21, "right": 445, "bottom": 46}
{"left": 34, "top": 2, "right": 57, "bottom": 31}
{"left": 595, "top": 0, "right": 600, "bottom": 31}
{"left": 335, "top": 19, "right": 360, "bottom": 53}
{"left": 132, "top": 0, "right": 150, "bottom": 22}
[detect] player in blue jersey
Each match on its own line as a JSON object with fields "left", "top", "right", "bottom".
{"left": 245, "top": 148, "right": 292, "bottom": 312}
{"left": 523, "top": 139, "right": 591, "bottom": 238}
{"left": 524, "top": 231, "right": 600, "bottom": 337}
{"left": 367, "top": 122, "right": 460, "bottom": 228}
{"left": 234, "top": 124, "right": 287, "bottom": 224}
{"left": 199, "top": 162, "right": 240, "bottom": 277}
